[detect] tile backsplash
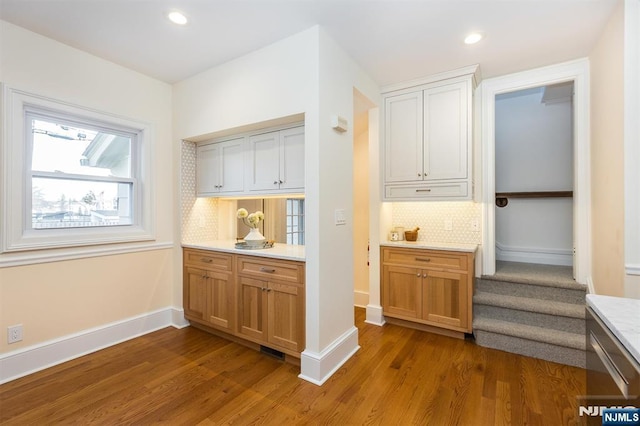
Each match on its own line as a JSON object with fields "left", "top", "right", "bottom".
{"left": 391, "top": 201, "right": 481, "bottom": 244}
{"left": 181, "top": 141, "right": 218, "bottom": 242}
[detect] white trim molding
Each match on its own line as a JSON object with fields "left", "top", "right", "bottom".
{"left": 298, "top": 326, "right": 359, "bottom": 386}
{"left": 354, "top": 290, "right": 369, "bottom": 308}
{"left": 365, "top": 304, "right": 386, "bottom": 326}
{"left": 480, "top": 58, "right": 591, "bottom": 284}
{"left": 0, "top": 307, "right": 186, "bottom": 384}
{"left": 495, "top": 242, "right": 573, "bottom": 266}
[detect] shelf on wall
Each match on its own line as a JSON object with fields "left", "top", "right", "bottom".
{"left": 495, "top": 191, "right": 573, "bottom": 207}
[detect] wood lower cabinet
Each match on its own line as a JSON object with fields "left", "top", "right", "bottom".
{"left": 237, "top": 256, "right": 305, "bottom": 353}
{"left": 183, "top": 248, "right": 305, "bottom": 358}
{"left": 183, "top": 249, "right": 234, "bottom": 333}
{"left": 381, "top": 246, "right": 474, "bottom": 336}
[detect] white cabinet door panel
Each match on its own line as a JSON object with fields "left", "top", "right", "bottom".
{"left": 279, "top": 126, "right": 305, "bottom": 190}
{"left": 384, "top": 92, "right": 423, "bottom": 183}
{"left": 196, "top": 143, "right": 219, "bottom": 195}
{"left": 423, "top": 82, "right": 468, "bottom": 181}
{"left": 248, "top": 132, "right": 280, "bottom": 191}
{"left": 218, "top": 138, "right": 245, "bottom": 193}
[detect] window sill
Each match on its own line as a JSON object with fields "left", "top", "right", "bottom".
{"left": 0, "top": 241, "right": 174, "bottom": 268}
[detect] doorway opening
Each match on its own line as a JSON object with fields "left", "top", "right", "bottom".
{"left": 353, "top": 89, "right": 376, "bottom": 308}
{"left": 494, "top": 82, "right": 574, "bottom": 270}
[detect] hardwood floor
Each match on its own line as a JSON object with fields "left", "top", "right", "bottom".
{"left": 0, "top": 308, "right": 586, "bottom": 425}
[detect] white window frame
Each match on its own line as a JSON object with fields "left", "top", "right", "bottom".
{"left": 1, "top": 85, "right": 155, "bottom": 254}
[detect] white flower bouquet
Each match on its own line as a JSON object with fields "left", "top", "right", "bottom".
{"left": 237, "top": 208, "right": 265, "bottom": 229}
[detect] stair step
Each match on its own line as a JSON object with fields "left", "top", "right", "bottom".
{"left": 473, "top": 328, "right": 586, "bottom": 368}
{"left": 473, "top": 317, "right": 585, "bottom": 351}
{"left": 474, "top": 304, "right": 585, "bottom": 334}
{"left": 476, "top": 278, "right": 586, "bottom": 305}
{"left": 473, "top": 291, "right": 585, "bottom": 319}
{"left": 484, "top": 261, "right": 585, "bottom": 290}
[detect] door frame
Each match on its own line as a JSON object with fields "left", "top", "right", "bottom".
{"left": 480, "top": 58, "right": 591, "bottom": 285}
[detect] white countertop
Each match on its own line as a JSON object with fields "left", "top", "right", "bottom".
{"left": 380, "top": 241, "right": 478, "bottom": 253}
{"left": 586, "top": 294, "right": 640, "bottom": 364}
{"left": 183, "top": 240, "right": 305, "bottom": 261}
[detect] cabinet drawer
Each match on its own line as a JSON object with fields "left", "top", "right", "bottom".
{"left": 385, "top": 182, "right": 468, "bottom": 200}
{"left": 184, "top": 249, "right": 233, "bottom": 271}
{"left": 238, "top": 256, "right": 304, "bottom": 284}
{"left": 382, "top": 247, "right": 467, "bottom": 271}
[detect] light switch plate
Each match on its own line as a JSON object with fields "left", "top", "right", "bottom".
{"left": 335, "top": 209, "right": 346, "bottom": 226}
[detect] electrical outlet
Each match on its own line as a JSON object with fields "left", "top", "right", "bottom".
{"left": 8, "top": 324, "right": 23, "bottom": 344}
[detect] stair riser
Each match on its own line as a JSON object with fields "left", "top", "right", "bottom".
{"left": 474, "top": 330, "right": 586, "bottom": 368}
{"left": 474, "top": 304, "right": 586, "bottom": 334}
{"left": 476, "top": 278, "right": 586, "bottom": 305}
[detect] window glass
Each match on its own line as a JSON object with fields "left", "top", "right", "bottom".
{"left": 29, "top": 115, "right": 135, "bottom": 230}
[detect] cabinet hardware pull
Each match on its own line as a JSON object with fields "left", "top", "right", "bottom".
{"left": 417, "top": 173, "right": 422, "bottom": 177}
{"left": 259, "top": 267, "right": 276, "bottom": 273}
{"left": 415, "top": 189, "right": 431, "bottom": 193}
{"left": 423, "top": 273, "right": 427, "bottom": 278}
{"left": 201, "top": 258, "right": 213, "bottom": 263}
{"left": 416, "top": 273, "right": 421, "bottom": 277}
{"left": 274, "top": 180, "right": 279, "bottom": 185}
{"left": 415, "top": 258, "right": 431, "bottom": 262}
{"left": 279, "top": 180, "right": 283, "bottom": 184}
{"left": 266, "top": 288, "right": 272, "bottom": 292}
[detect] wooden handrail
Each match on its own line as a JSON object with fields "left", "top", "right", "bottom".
{"left": 495, "top": 191, "right": 573, "bottom": 207}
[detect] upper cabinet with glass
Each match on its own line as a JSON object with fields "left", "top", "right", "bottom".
{"left": 196, "top": 124, "right": 304, "bottom": 198}
{"left": 382, "top": 66, "right": 478, "bottom": 201}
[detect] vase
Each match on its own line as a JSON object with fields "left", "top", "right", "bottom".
{"left": 245, "top": 227, "right": 265, "bottom": 243}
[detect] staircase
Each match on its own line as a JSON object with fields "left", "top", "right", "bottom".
{"left": 472, "top": 261, "right": 587, "bottom": 368}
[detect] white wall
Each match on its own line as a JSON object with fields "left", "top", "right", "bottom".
{"left": 494, "top": 89, "right": 573, "bottom": 265}
{"left": 353, "top": 115, "right": 370, "bottom": 307}
{"left": 173, "top": 26, "right": 380, "bottom": 384}
{"left": 590, "top": 1, "right": 626, "bottom": 296}
{"left": 0, "top": 21, "right": 176, "bottom": 360}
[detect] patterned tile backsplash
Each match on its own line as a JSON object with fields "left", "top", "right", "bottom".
{"left": 181, "top": 141, "right": 218, "bottom": 243}
{"left": 391, "top": 201, "right": 481, "bottom": 244}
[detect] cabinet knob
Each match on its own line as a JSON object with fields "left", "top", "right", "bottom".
{"left": 279, "top": 180, "right": 283, "bottom": 184}
{"left": 274, "top": 180, "right": 279, "bottom": 185}
{"left": 423, "top": 273, "right": 427, "bottom": 278}
{"left": 416, "top": 273, "right": 421, "bottom": 277}
{"left": 417, "top": 173, "right": 422, "bottom": 177}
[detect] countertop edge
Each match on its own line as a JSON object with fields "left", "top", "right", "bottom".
{"left": 182, "top": 241, "right": 305, "bottom": 262}
{"left": 379, "top": 241, "right": 478, "bottom": 253}
{"left": 586, "top": 294, "right": 640, "bottom": 365}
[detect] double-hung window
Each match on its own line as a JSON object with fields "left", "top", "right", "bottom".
{"left": 2, "top": 86, "right": 154, "bottom": 254}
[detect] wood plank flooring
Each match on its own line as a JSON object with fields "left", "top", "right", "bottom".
{"left": 0, "top": 308, "right": 586, "bottom": 425}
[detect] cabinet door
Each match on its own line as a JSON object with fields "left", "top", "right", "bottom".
{"left": 423, "top": 81, "right": 468, "bottom": 181}
{"left": 218, "top": 138, "right": 245, "bottom": 193}
{"left": 238, "top": 276, "right": 268, "bottom": 342}
{"left": 382, "top": 265, "right": 421, "bottom": 319}
{"left": 206, "top": 271, "right": 234, "bottom": 332}
{"left": 279, "top": 126, "right": 305, "bottom": 191}
{"left": 248, "top": 131, "right": 280, "bottom": 191}
{"left": 384, "top": 92, "right": 423, "bottom": 183}
{"left": 196, "top": 144, "right": 219, "bottom": 195}
{"left": 267, "top": 281, "right": 304, "bottom": 352}
{"left": 422, "top": 270, "right": 469, "bottom": 331}
{"left": 184, "top": 266, "right": 207, "bottom": 320}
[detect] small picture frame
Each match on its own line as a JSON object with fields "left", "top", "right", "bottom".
{"left": 390, "top": 231, "right": 399, "bottom": 241}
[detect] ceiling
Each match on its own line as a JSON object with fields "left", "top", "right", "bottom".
{"left": 0, "top": 0, "right": 618, "bottom": 86}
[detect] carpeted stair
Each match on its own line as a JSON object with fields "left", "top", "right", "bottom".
{"left": 472, "top": 261, "right": 587, "bottom": 368}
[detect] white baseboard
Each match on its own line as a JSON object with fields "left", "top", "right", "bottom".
{"left": 365, "top": 304, "right": 385, "bottom": 326}
{"left": 298, "top": 326, "right": 359, "bottom": 386}
{"left": 354, "top": 290, "right": 369, "bottom": 308}
{"left": 495, "top": 242, "right": 572, "bottom": 266}
{"left": 0, "top": 307, "right": 185, "bottom": 384}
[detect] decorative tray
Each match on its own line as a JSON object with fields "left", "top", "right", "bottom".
{"left": 235, "top": 240, "right": 275, "bottom": 250}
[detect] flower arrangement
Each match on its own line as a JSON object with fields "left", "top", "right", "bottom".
{"left": 237, "top": 208, "right": 264, "bottom": 229}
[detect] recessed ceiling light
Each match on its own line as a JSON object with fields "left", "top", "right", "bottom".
{"left": 168, "top": 11, "right": 188, "bottom": 25}
{"left": 464, "top": 32, "right": 483, "bottom": 45}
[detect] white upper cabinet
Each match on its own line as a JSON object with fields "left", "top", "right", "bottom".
{"left": 382, "top": 66, "right": 477, "bottom": 201}
{"left": 248, "top": 126, "right": 304, "bottom": 193}
{"left": 196, "top": 124, "right": 304, "bottom": 198}
{"left": 196, "top": 138, "right": 244, "bottom": 196}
